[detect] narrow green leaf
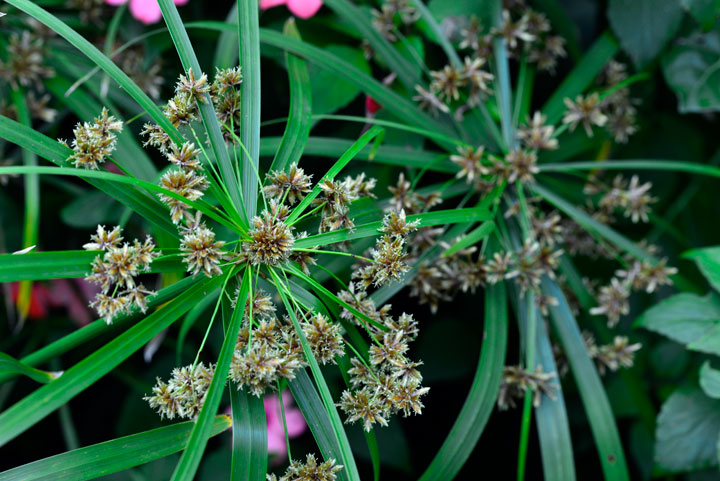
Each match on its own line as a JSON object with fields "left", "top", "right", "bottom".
{"left": 11, "top": 87, "right": 38, "bottom": 322}
{"left": 286, "top": 126, "right": 385, "bottom": 224}
{"left": 532, "top": 183, "right": 651, "bottom": 262}
{"left": 158, "top": 0, "right": 246, "bottom": 220}
{"left": 0, "top": 353, "right": 61, "bottom": 385}
{"left": 43, "top": 75, "right": 157, "bottom": 182}
{"left": 514, "top": 296, "right": 576, "bottom": 481}
{"left": 542, "top": 31, "right": 620, "bottom": 124}
{"left": 418, "top": 280, "right": 508, "bottom": 481}
{"left": 288, "top": 370, "right": 353, "bottom": 481}
{"left": 0, "top": 275, "right": 223, "bottom": 447}
{"left": 270, "top": 269, "right": 361, "bottom": 481}
{"left": 295, "top": 207, "right": 491, "bottom": 249}
{"left": 268, "top": 19, "right": 312, "bottom": 175}
{"left": 322, "top": 0, "right": 420, "bottom": 90}
{"left": 221, "top": 294, "right": 268, "bottom": 481}
{"left": 442, "top": 221, "right": 495, "bottom": 257}
{"left": 214, "top": 3, "right": 239, "bottom": 68}
{"left": 542, "top": 277, "right": 630, "bottom": 481}
{"left": 538, "top": 159, "right": 720, "bottom": 178}
{"left": 260, "top": 137, "right": 457, "bottom": 173}
{"left": 0, "top": 115, "right": 178, "bottom": 236}
{"left": 4, "top": 0, "right": 182, "bottom": 143}
{"left": 0, "top": 251, "right": 184, "bottom": 282}
{"left": 237, "top": 0, "right": 262, "bottom": 217}
{"left": 0, "top": 416, "right": 231, "bottom": 481}
{"left": 171, "top": 270, "right": 251, "bottom": 481}
{"left": 412, "top": 0, "right": 462, "bottom": 68}
{"left": 491, "top": 0, "right": 514, "bottom": 149}
{"left": 0, "top": 166, "right": 240, "bottom": 234}
{"left": 0, "top": 276, "right": 198, "bottom": 386}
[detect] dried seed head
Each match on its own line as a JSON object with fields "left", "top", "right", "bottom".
{"left": 517, "top": 112, "right": 557, "bottom": 150}
{"left": 505, "top": 148, "right": 539, "bottom": 184}
{"left": 590, "top": 278, "right": 630, "bottom": 327}
{"left": 158, "top": 169, "right": 209, "bottom": 224}
{"left": 302, "top": 313, "right": 345, "bottom": 365}
{"left": 212, "top": 66, "right": 243, "bottom": 95}
{"left": 244, "top": 210, "right": 295, "bottom": 266}
{"left": 167, "top": 142, "right": 202, "bottom": 171}
{"left": 339, "top": 388, "right": 389, "bottom": 431}
{"left": 264, "top": 163, "right": 313, "bottom": 205}
{"left": 379, "top": 209, "right": 420, "bottom": 237}
{"left": 282, "top": 453, "right": 344, "bottom": 481}
{"left": 144, "top": 363, "right": 215, "bottom": 420}
{"left": 67, "top": 108, "right": 122, "bottom": 170}
{"left": 412, "top": 85, "right": 450, "bottom": 116}
{"left": 562, "top": 93, "right": 608, "bottom": 137}
{"left": 176, "top": 68, "right": 210, "bottom": 103}
{"left": 451, "top": 145, "right": 487, "bottom": 183}
{"left": 430, "top": 65, "right": 466, "bottom": 102}
{"left": 83, "top": 225, "right": 124, "bottom": 251}
{"left": 0, "top": 31, "right": 54, "bottom": 88}
{"left": 180, "top": 227, "right": 225, "bottom": 277}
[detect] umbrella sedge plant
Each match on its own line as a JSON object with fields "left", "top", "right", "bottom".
{"left": 0, "top": 1, "right": 490, "bottom": 480}
{"left": 2, "top": 0, "right": 720, "bottom": 480}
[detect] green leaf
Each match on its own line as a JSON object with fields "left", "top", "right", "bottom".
{"left": 0, "top": 353, "right": 62, "bottom": 384}
{"left": 684, "top": 246, "right": 720, "bottom": 292}
{"left": 43, "top": 75, "right": 157, "bottom": 182}
{"left": 655, "top": 388, "right": 720, "bottom": 472}
{"left": 0, "top": 416, "right": 231, "bottom": 481}
{"left": 322, "top": 0, "right": 420, "bottom": 90}
{"left": 286, "top": 126, "right": 385, "bottom": 224}
{"left": 61, "top": 191, "right": 120, "bottom": 229}
{"left": 0, "top": 275, "right": 223, "bottom": 447}
{"left": 635, "top": 293, "right": 720, "bottom": 356}
{"left": 236, "top": 0, "right": 262, "bottom": 217}
{"left": 682, "top": 0, "right": 720, "bottom": 31}
{"left": 270, "top": 268, "right": 361, "bottom": 481}
{"left": 289, "top": 370, "right": 354, "bottom": 481}
{"left": 306, "top": 45, "right": 370, "bottom": 118}
{"left": 607, "top": 0, "right": 684, "bottom": 68}
{"left": 0, "top": 166, "right": 240, "bottom": 234}
{"left": 533, "top": 308, "right": 576, "bottom": 481}
{"left": 418, "top": 280, "right": 508, "bottom": 481}
{"left": 662, "top": 29, "right": 720, "bottom": 113}
{"left": 214, "top": 3, "right": 239, "bottom": 68}
{"left": 0, "top": 277, "right": 198, "bottom": 386}
{"left": 542, "top": 32, "right": 619, "bottom": 124}
{"left": 268, "top": 19, "right": 312, "bottom": 174}
{"left": 11, "top": 87, "right": 39, "bottom": 322}
{"left": 295, "top": 207, "right": 492, "bottom": 249}
{"left": 4, "top": 0, "right": 182, "bottom": 143}
{"left": 700, "top": 361, "right": 720, "bottom": 399}
{"left": 532, "top": 183, "right": 652, "bottom": 261}
{"left": 158, "top": 0, "right": 246, "bottom": 220}
{"left": 260, "top": 137, "right": 457, "bottom": 173}
{"left": 413, "top": 0, "right": 461, "bottom": 68}
{"left": 220, "top": 290, "right": 268, "bottom": 481}
{"left": 171, "top": 270, "right": 250, "bottom": 481}
{"left": 442, "top": 221, "right": 495, "bottom": 257}
{"left": 0, "top": 251, "right": 184, "bottom": 282}
{"left": 0, "top": 115, "right": 177, "bottom": 236}
{"left": 542, "top": 277, "right": 630, "bottom": 481}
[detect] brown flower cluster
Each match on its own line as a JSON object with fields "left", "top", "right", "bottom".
{"left": 144, "top": 363, "right": 214, "bottom": 420}
{"left": 83, "top": 225, "right": 159, "bottom": 323}
{"left": 63, "top": 107, "right": 123, "bottom": 170}
{"left": 267, "top": 453, "right": 343, "bottom": 481}
{"left": 497, "top": 365, "right": 557, "bottom": 410}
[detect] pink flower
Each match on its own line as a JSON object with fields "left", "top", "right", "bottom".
{"left": 265, "top": 390, "right": 307, "bottom": 463}
{"left": 260, "top": 0, "right": 322, "bottom": 19}
{"left": 10, "top": 279, "right": 98, "bottom": 325}
{"left": 105, "top": 0, "right": 189, "bottom": 25}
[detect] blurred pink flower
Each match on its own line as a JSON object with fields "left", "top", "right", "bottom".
{"left": 10, "top": 279, "right": 98, "bottom": 326}
{"left": 266, "top": 390, "right": 307, "bottom": 463}
{"left": 260, "top": 0, "right": 322, "bottom": 19}
{"left": 105, "top": 0, "right": 189, "bottom": 25}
